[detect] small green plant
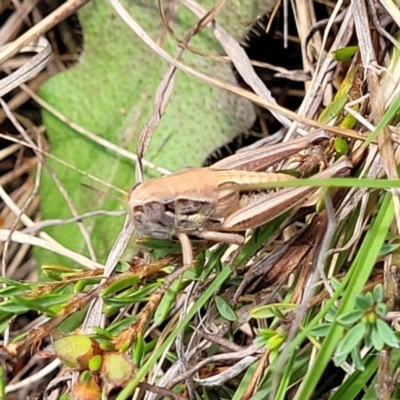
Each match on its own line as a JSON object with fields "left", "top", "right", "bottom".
{"left": 311, "top": 284, "right": 399, "bottom": 370}
{"left": 255, "top": 327, "right": 287, "bottom": 362}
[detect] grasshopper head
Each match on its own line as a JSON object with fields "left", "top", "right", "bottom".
{"left": 128, "top": 183, "right": 175, "bottom": 239}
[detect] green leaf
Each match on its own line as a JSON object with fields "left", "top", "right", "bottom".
{"left": 318, "top": 62, "right": 355, "bottom": 124}
{"left": 375, "top": 302, "right": 388, "bottom": 317}
{"left": 365, "top": 292, "right": 374, "bottom": 305}
{"left": 0, "top": 286, "right": 30, "bottom": 297}
{"left": 373, "top": 284, "right": 384, "bottom": 303}
{"left": 10, "top": 295, "right": 71, "bottom": 316}
{"left": 154, "top": 278, "right": 183, "bottom": 326}
{"left": 266, "top": 334, "right": 285, "bottom": 350}
{"left": 89, "top": 354, "right": 103, "bottom": 372}
{"left": 371, "top": 323, "right": 385, "bottom": 350}
{"left": 100, "top": 275, "right": 140, "bottom": 297}
{"left": 335, "top": 323, "right": 367, "bottom": 358}
{"left": 337, "top": 310, "right": 364, "bottom": 326}
{"left": 331, "top": 46, "right": 359, "bottom": 61}
{"left": 355, "top": 294, "right": 373, "bottom": 310}
{"left": 258, "top": 328, "right": 278, "bottom": 339}
{"left": 376, "top": 318, "right": 399, "bottom": 348}
{"left": 379, "top": 243, "right": 399, "bottom": 256}
{"left": 333, "top": 350, "right": 348, "bottom": 367}
{"left": 106, "top": 315, "right": 137, "bottom": 334}
{"left": 36, "top": 0, "right": 267, "bottom": 268}
{"left": 325, "top": 305, "right": 338, "bottom": 322}
{"left": 41, "top": 264, "right": 79, "bottom": 274}
{"left": 309, "top": 323, "right": 331, "bottom": 337}
{"left": 103, "top": 282, "right": 159, "bottom": 306}
{"left": 330, "top": 278, "right": 341, "bottom": 292}
{"left": 133, "top": 333, "right": 145, "bottom": 368}
{"left": 0, "top": 277, "right": 31, "bottom": 287}
{"left": 251, "top": 303, "right": 298, "bottom": 319}
{"left": 92, "top": 327, "right": 113, "bottom": 340}
{"left": 215, "top": 296, "right": 237, "bottom": 322}
{"left": 350, "top": 346, "right": 365, "bottom": 371}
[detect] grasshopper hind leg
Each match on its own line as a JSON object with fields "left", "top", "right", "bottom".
{"left": 177, "top": 231, "right": 245, "bottom": 268}
{"left": 196, "top": 230, "right": 245, "bottom": 245}
{"left": 177, "top": 232, "right": 194, "bottom": 268}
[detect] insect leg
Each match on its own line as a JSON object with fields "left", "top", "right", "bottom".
{"left": 177, "top": 232, "right": 193, "bottom": 267}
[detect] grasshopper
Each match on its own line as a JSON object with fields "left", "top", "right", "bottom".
{"left": 128, "top": 130, "right": 352, "bottom": 266}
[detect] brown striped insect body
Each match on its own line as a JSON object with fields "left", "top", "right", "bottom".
{"left": 128, "top": 131, "right": 352, "bottom": 266}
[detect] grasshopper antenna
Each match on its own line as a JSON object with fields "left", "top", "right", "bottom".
{"left": 80, "top": 183, "right": 127, "bottom": 203}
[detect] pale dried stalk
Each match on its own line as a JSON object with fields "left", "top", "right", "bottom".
{"left": 108, "top": 0, "right": 368, "bottom": 144}
{"left": 0, "top": 0, "right": 88, "bottom": 64}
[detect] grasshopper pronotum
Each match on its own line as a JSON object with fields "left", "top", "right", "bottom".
{"left": 128, "top": 131, "right": 352, "bottom": 266}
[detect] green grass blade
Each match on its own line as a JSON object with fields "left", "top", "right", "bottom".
{"left": 293, "top": 192, "right": 394, "bottom": 400}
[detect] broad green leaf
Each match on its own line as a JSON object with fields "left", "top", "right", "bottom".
{"left": 337, "top": 310, "right": 364, "bottom": 326}
{"left": 334, "top": 323, "right": 367, "bottom": 359}
{"left": 355, "top": 293, "right": 373, "bottom": 310}
{"left": 309, "top": 323, "right": 331, "bottom": 337}
{"left": 37, "top": 1, "right": 269, "bottom": 267}
{"left": 258, "top": 328, "right": 277, "bottom": 339}
{"left": 325, "top": 305, "right": 338, "bottom": 322}
{"left": 372, "top": 284, "right": 383, "bottom": 303}
{"left": 376, "top": 318, "right": 399, "bottom": 348}
{"left": 215, "top": 296, "right": 237, "bottom": 321}
{"left": 378, "top": 243, "right": 400, "bottom": 256}
{"left": 375, "top": 302, "right": 387, "bottom": 317}
{"left": 371, "top": 323, "right": 385, "bottom": 350}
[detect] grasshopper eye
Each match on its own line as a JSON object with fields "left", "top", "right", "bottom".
{"left": 133, "top": 205, "right": 144, "bottom": 213}
{"left": 143, "top": 201, "right": 166, "bottom": 221}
